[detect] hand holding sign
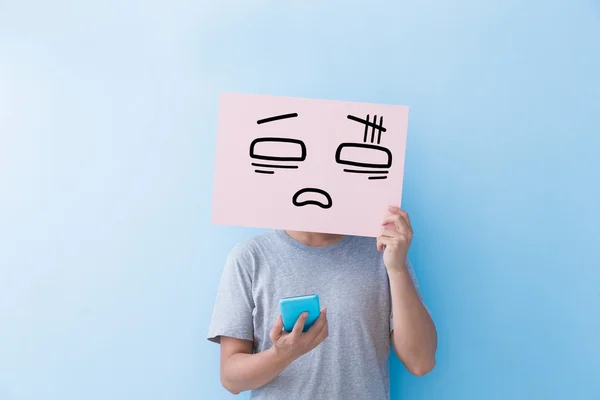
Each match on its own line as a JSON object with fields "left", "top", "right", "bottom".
{"left": 377, "top": 206, "right": 413, "bottom": 271}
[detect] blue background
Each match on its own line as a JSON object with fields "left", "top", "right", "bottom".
{"left": 1, "top": 1, "right": 599, "bottom": 399}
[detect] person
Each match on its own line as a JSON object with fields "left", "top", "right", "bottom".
{"left": 207, "top": 206, "right": 437, "bottom": 399}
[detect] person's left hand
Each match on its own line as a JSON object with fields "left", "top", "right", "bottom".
{"left": 377, "top": 206, "right": 413, "bottom": 272}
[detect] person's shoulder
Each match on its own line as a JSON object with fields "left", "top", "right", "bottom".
{"left": 227, "top": 230, "right": 279, "bottom": 263}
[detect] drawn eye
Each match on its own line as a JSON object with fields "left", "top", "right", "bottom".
{"left": 337, "top": 113, "right": 392, "bottom": 180}
{"left": 250, "top": 137, "right": 306, "bottom": 174}
{"left": 335, "top": 143, "right": 392, "bottom": 180}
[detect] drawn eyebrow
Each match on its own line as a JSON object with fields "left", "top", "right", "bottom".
{"left": 347, "top": 115, "right": 387, "bottom": 133}
{"left": 257, "top": 113, "right": 299, "bottom": 124}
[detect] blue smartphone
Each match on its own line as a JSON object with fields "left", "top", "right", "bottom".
{"left": 280, "top": 294, "right": 321, "bottom": 333}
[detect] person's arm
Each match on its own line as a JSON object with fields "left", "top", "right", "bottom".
{"left": 219, "top": 311, "right": 328, "bottom": 394}
{"left": 378, "top": 206, "right": 437, "bottom": 376}
{"left": 219, "top": 337, "right": 291, "bottom": 395}
{"left": 388, "top": 264, "right": 437, "bottom": 376}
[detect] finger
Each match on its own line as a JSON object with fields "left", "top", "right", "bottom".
{"left": 387, "top": 205, "right": 402, "bottom": 214}
{"left": 381, "top": 229, "right": 412, "bottom": 245}
{"left": 379, "top": 228, "right": 403, "bottom": 239}
{"left": 377, "top": 236, "right": 392, "bottom": 251}
{"left": 312, "top": 318, "right": 329, "bottom": 345}
{"left": 385, "top": 213, "right": 412, "bottom": 234}
{"left": 382, "top": 215, "right": 408, "bottom": 232}
{"left": 388, "top": 206, "right": 412, "bottom": 230}
{"left": 377, "top": 236, "right": 394, "bottom": 247}
{"left": 292, "top": 312, "right": 308, "bottom": 335}
{"left": 306, "top": 308, "right": 327, "bottom": 338}
{"left": 270, "top": 315, "right": 284, "bottom": 340}
{"left": 399, "top": 211, "right": 412, "bottom": 231}
{"left": 308, "top": 315, "right": 328, "bottom": 349}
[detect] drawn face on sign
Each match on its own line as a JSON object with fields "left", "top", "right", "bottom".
{"left": 212, "top": 93, "right": 408, "bottom": 237}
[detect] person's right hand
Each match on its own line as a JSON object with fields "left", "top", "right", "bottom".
{"left": 269, "top": 308, "right": 328, "bottom": 361}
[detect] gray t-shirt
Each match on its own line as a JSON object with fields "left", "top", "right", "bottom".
{"left": 207, "top": 230, "right": 424, "bottom": 400}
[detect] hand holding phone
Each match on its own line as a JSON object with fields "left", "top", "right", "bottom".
{"left": 280, "top": 294, "right": 321, "bottom": 332}
{"left": 269, "top": 305, "right": 328, "bottom": 362}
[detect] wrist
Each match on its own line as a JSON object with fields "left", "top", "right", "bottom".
{"left": 386, "top": 264, "right": 414, "bottom": 286}
{"left": 268, "top": 346, "right": 295, "bottom": 367}
{"left": 386, "top": 261, "right": 408, "bottom": 274}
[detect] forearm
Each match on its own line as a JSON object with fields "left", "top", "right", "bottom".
{"left": 221, "top": 347, "right": 292, "bottom": 394}
{"left": 389, "top": 266, "right": 437, "bottom": 375}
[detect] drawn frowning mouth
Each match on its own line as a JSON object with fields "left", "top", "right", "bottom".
{"left": 292, "top": 188, "right": 332, "bottom": 209}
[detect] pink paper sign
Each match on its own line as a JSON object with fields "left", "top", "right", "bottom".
{"left": 211, "top": 93, "right": 409, "bottom": 237}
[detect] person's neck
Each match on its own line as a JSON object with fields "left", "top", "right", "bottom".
{"left": 284, "top": 230, "right": 346, "bottom": 248}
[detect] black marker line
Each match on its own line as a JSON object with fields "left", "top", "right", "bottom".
{"left": 369, "top": 176, "right": 387, "bottom": 180}
{"left": 257, "top": 113, "right": 298, "bottom": 124}
{"left": 371, "top": 115, "right": 376, "bottom": 143}
{"left": 363, "top": 114, "right": 370, "bottom": 142}
{"left": 252, "top": 163, "right": 298, "bottom": 169}
{"left": 250, "top": 137, "right": 307, "bottom": 162}
{"left": 377, "top": 115, "right": 384, "bottom": 144}
{"left": 255, "top": 170, "right": 275, "bottom": 174}
{"left": 292, "top": 188, "right": 333, "bottom": 209}
{"left": 347, "top": 114, "right": 387, "bottom": 132}
{"left": 343, "top": 169, "right": 388, "bottom": 174}
{"left": 335, "top": 143, "right": 393, "bottom": 168}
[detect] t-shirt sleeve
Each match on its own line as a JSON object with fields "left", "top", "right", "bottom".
{"left": 390, "top": 258, "right": 429, "bottom": 333}
{"left": 207, "top": 245, "right": 255, "bottom": 344}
